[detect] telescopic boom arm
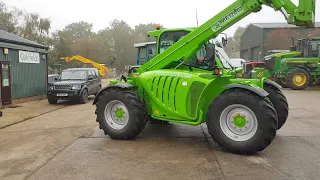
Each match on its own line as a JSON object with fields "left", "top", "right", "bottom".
{"left": 60, "top": 55, "right": 108, "bottom": 76}
{"left": 137, "top": 0, "right": 315, "bottom": 73}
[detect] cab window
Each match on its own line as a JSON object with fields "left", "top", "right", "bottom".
{"left": 159, "top": 31, "right": 189, "bottom": 54}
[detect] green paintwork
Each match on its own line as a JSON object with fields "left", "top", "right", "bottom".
{"left": 234, "top": 115, "right": 247, "bottom": 128}
{"left": 99, "top": 0, "right": 315, "bottom": 125}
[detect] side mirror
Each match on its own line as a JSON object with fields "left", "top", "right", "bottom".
{"left": 88, "top": 75, "right": 95, "bottom": 80}
{"left": 222, "top": 37, "right": 227, "bottom": 47}
{"left": 215, "top": 41, "right": 222, "bottom": 48}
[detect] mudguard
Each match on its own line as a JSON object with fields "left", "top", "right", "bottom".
{"left": 296, "top": 65, "right": 310, "bottom": 72}
{"left": 93, "top": 83, "right": 134, "bottom": 105}
{"left": 80, "top": 85, "right": 88, "bottom": 95}
{"left": 264, "top": 79, "right": 282, "bottom": 89}
{"left": 223, "top": 84, "right": 269, "bottom": 97}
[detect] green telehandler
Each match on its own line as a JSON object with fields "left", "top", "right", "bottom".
{"left": 93, "top": 0, "right": 315, "bottom": 154}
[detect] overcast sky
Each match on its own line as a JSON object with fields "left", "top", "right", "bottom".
{"left": 3, "top": 0, "right": 319, "bottom": 37}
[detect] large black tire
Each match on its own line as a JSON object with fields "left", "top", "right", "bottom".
{"left": 287, "top": 68, "right": 310, "bottom": 90}
{"left": 95, "top": 88, "right": 148, "bottom": 140}
{"left": 264, "top": 83, "right": 289, "bottom": 130}
{"left": 48, "top": 98, "right": 57, "bottom": 104}
{"left": 206, "top": 88, "right": 278, "bottom": 154}
{"left": 79, "top": 88, "right": 89, "bottom": 104}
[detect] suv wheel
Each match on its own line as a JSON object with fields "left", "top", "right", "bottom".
{"left": 79, "top": 89, "right": 89, "bottom": 104}
{"left": 48, "top": 98, "right": 58, "bottom": 104}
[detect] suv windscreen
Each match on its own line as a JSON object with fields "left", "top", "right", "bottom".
{"left": 59, "top": 70, "right": 88, "bottom": 81}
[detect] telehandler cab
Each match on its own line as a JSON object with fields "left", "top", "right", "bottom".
{"left": 93, "top": 0, "right": 315, "bottom": 154}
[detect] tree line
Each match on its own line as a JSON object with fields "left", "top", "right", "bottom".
{"left": 0, "top": 1, "right": 245, "bottom": 71}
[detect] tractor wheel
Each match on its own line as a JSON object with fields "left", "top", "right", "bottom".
{"left": 275, "top": 77, "right": 288, "bottom": 88}
{"left": 95, "top": 88, "right": 148, "bottom": 140}
{"left": 264, "top": 83, "right": 289, "bottom": 130}
{"left": 206, "top": 88, "right": 278, "bottom": 154}
{"left": 287, "top": 68, "right": 310, "bottom": 90}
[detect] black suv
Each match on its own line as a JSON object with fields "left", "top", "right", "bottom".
{"left": 47, "top": 68, "right": 101, "bottom": 104}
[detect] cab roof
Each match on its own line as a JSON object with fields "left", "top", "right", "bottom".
{"left": 133, "top": 41, "right": 156, "bottom": 48}
{"left": 147, "top": 27, "right": 196, "bottom": 37}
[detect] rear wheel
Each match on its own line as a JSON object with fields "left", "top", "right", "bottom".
{"left": 206, "top": 88, "right": 278, "bottom": 154}
{"left": 288, "top": 68, "right": 310, "bottom": 90}
{"left": 95, "top": 88, "right": 148, "bottom": 140}
{"left": 264, "top": 83, "right": 289, "bottom": 130}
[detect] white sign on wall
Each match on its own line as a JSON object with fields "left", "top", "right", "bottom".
{"left": 19, "top": 50, "right": 40, "bottom": 64}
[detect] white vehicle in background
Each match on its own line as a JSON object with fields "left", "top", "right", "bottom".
{"left": 229, "top": 58, "right": 247, "bottom": 68}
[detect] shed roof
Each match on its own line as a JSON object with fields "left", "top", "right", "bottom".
{"left": 252, "top": 22, "right": 320, "bottom": 29}
{"left": 0, "top": 30, "right": 48, "bottom": 49}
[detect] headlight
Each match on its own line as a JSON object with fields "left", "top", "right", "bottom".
{"left": 48, "top": 85, "right": 54, "bottom": 90}
{"left": 71, "top": 84, "right": 81, "bottom": 90}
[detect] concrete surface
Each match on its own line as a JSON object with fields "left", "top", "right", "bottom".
{"left": 0, "top": 100, "right": 67, "bottom": 129}
{"left": 0, "top": 97, "right": 97, "bottom": 180}
{"left": 1, "top": 87, "right": 320, "bottom": 180}
{"left": 0, "top": 78, "right": 114, "bottom": 129}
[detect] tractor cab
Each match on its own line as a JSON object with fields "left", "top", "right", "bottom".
{"left": 134, "top": 41, "right": 156, "bottom": 65}
{"left": 295, "top": 37, "right": 320, "bottom": 58}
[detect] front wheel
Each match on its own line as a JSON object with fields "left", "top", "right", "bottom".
{"left": 95, "top": 88, "right": 148, "bottom": 140}
{"left": 48, "top": 98, "right": 57, "bottom": 104}
{"left": 79, "top": 89, "right": 89, "bottom": 104}
{"left": 287, "top": 68, "right": 310, "bottom": 90}
{"left": 206, "top": 88, "right": 278, "bottom": 154}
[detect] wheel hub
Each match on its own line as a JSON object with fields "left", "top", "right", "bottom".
{"left": 220, "top": 104, "right": 258, "bottom": 142}
{"left": 233, "top": 114, "right": 247, "bottom": 128}
{"left": 293, "top": 73, "right": 306, "bottom": 86}
{"left": 104, "top": 100, "right": 129, "bottom": 130}
{"left": 115, "top": 108, "right": 125, "bottom": 119}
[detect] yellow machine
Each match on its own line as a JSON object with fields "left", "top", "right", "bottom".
{"left": 60, "top": 55, "right": 108, "bottom": 76}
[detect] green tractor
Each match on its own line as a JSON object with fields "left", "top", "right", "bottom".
{"left": 93, "top": 0, "right": 315, "bottom": 154}
{"left": 277, "top": 37, "right": 320, "bottom": 90}
{"left": 242, "top": 37, "right": 320, "bottom": 90}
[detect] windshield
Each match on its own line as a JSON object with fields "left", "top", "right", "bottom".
{"left": 159, "top": 31, "right": 189, "bottom": 53}
{"left": 158, "top": 31, "right": 233, "bottom": 69}
{"left": 60, "top": 70, "right": 88, "bottom": 80}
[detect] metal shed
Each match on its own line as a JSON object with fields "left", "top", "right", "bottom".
{"left": 240, "top": 22, "right": 320, "bottom": 61}
{"left": 0, "top": 30, "right": 48, "bottom": 106}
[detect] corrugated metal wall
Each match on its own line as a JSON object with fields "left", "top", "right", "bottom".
{"left": 0, "top": 47, "right": 47, "bottom": 99}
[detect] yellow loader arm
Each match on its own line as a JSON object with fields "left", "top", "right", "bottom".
{"left": 60, "top": 55, "right": 108, "bottom": 76}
